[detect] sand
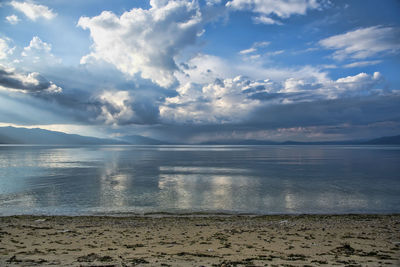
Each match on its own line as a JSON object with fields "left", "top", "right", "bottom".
{"left": 0, "top": 214, "right": 399, "bottom": 266}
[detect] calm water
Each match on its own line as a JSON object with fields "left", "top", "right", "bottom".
{"left": 0, "top": 145, "right": 399, "bottom": 215}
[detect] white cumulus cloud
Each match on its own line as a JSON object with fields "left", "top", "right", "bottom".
{"left": 96, "top": 91, "right": 134, "bottom": 126}
{"left": 335, "top": 72, "right": 382, "bottom": 91}
{"left": 161, "top": 76, "right": 267, "bottom": 123}
{"left": 10, "top": 1, "right": 56, "bottom": 21}
{"left": 227, "top": 0, "right": 320, "bottom": 24}
{"left": 162, "top": 71, "right": 387, "bottom": 124}
{"left": 319, "top": 26, "right": 400, "bottom": 60}
{"left": 0, "top": 38, "right": 14, "bottom": 60}
{"left": 6, "top": 14, "right": 20, "bottom": 25}
{"left": 22, "top": 36, "right": 51, "bottom": 54}
{"left": 280, "top": 72, "right": 385, "bottom": 98}
{"left": 21, "top": 36, "right": 61, "bottom": 65}
{"left": 78, "top": 0, "right": 207, "bottom": 88}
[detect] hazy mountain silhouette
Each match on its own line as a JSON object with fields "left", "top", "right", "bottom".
{"left": 0, "top": 126, "right": 171, "bottom": 145}
{"left": 199, "top": 139, "right": 362, "bottom": 145}
{"left": 0, "top": 126, "right": 399, "bottom": 145}
{"left": 0, "top": 127, "right": 124, "bottom": 145}
{"left": 362, "top": 135, "right": 400, "bottom": 145}
{"left": 200, "top": 136, "right": 399, "bottom": 145}
{"left": 119, "top": 135, "right": 169, "bottom": 145}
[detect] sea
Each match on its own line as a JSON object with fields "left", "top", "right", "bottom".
{"left": 0, "top": 145, "right": 399, "bottom": 216}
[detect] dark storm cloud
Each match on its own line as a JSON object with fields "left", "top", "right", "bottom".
{"left": 0, "top": 66, "right": 61, "bottom": 93}
{"left": 248, "top": 94, "right": 400, "bottom": 128}
{"left": 6, "top": 63, "right": 173, "bottom": 126}
{"left": 142, "top": 94, "right": 400, "bottom": 142}
{"left": 129, "top": 96, "right": 161, "bottom": 124}
{"left": 36, "top": 89, "right": 161, "bottom": 126}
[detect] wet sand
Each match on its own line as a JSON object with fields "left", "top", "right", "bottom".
{"left": 0, "top": 214, "right": 399, "bottom": 266}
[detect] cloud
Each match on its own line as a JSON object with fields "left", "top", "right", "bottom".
{"left": 5, "top": 14, "right": 20, "bottom": 25}
{"left": 21, "top": 36, "right": 61, "bottom": 65}
{"left": 239, "top": 47, "right": 257, "bottom": 55}
{"left": 91, "top": 90, "right": 160, "bottom": 125}
{"left": 161, "top": 76, "right": 270, "bottom": 124}
{"left": 247, "top": 94, "right": 400, "bottom": 131}
{"left": 176, "top": 54, "right": 236, "bottom": 85}
{"left": 0, "top": 65, "right": 62, "bottom": 93}
{"left": 10, "top": 1, "right": 56, "bottom": 21}
{"left": 239, "top": 41, "right": 270, "bottom": 55}
{"left": 25, "top": 57, "right": 380, "bottom": 129}
{"left": 335, "top": 72, "right": 383, "bottom": 92}
{"left": 226, "top": 0, "right": 320, "bottom": 24}
{"left": 265, "top": 50, "right": 284, "bottom": 57}
{"left": 239, "top": 42, "right": 284, "bottom": 62}
{"left": 0, "top": 38, "right": 15, "bottom": 60}
{"left": 161, "top": 71, "right": 388, "bottom": 125}
{"left": 176, "top": 53, "right": 328, "bottom": 87}
{"left": 0, "top": 42, "right": 165, "bottom": 127}
{"left": 206, "top": 0, "right": 223, "bottom": 5}
{"left": 78, "top": 0, "right": 209, "bottom": 87}
{"left": 279, "top": 72, "right": 385, "bottom": 99}
{"left": 22, "top": 36, "right": 51, "bottom": 55}
{"left": 139, "top": 92, "right": 400, "bottom": 143}
{"left": 253, "top": 15, "right": 283, "bottom": 25}
{"left": 343, "top": 60, "right": 382, "bottom": 68}
{"left": 95, "top": 91, "right": 134, "bottom": 125}
{"left": 319, "top": 26, "right": 400, "bottom": 60}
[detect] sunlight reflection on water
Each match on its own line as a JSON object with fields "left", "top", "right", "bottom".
{"left": 0, "top": 145, "right": 399, "bottom": 215}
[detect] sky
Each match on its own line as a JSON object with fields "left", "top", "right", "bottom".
{"left": 0, "top": 0, "right": 399, "bottom": 143}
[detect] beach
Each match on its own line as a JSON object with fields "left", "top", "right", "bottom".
{"left": 0, "top": 214, "right": 399, "bottom": 266}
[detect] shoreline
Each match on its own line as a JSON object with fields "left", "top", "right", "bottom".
{"left": 1, "top": 214, "right": 399, "bottom": 266}
{"left": 0, "top": 211, "right": 400, "bottom": 218}
{"left": 2, "top": 212, "right": 400, "bottom": 218}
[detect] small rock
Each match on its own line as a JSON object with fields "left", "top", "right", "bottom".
{"left": 57, "top": 229, "right": 70, "bottom": 233}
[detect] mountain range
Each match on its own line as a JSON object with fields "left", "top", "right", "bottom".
{"left": 0, "top": 126, "right": 124, "bottom": 145}
{"left": 0, "top": 126, "right": 399, "bottom": 145}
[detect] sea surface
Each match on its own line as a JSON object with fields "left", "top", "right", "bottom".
{"left": 0, "top": 145, "right": 399, "bottom": 215}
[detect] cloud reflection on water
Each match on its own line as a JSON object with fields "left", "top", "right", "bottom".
{"left": 0, "top": 145, "right": 399, "bottom": 215}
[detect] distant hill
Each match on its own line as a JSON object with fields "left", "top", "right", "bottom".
{"left": 118, "top": 135, "right": 168, "bottom": 145}
{"left": 200, "top": 139, "right": 361, "bottom": 145}
{"left": 0, "top": 126, "right": 124, "bottom": 145}
{"left": 0, "top": 126, "right": 169, "bottom": 145}
{"left": 362, "top": 135, "right": 400, "bottom": 145}
{"left": 200, "top": 140, "right": 279, "bottom": 145}
{"left": 0, "top": 126, "right": 398, "bottom": 145}
{"left": 200, "top": 136, "right": 400, "bottom": 145}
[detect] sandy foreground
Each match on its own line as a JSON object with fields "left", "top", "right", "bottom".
{"left": 0, "top": 214, "right": 399, "bottom": 266}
